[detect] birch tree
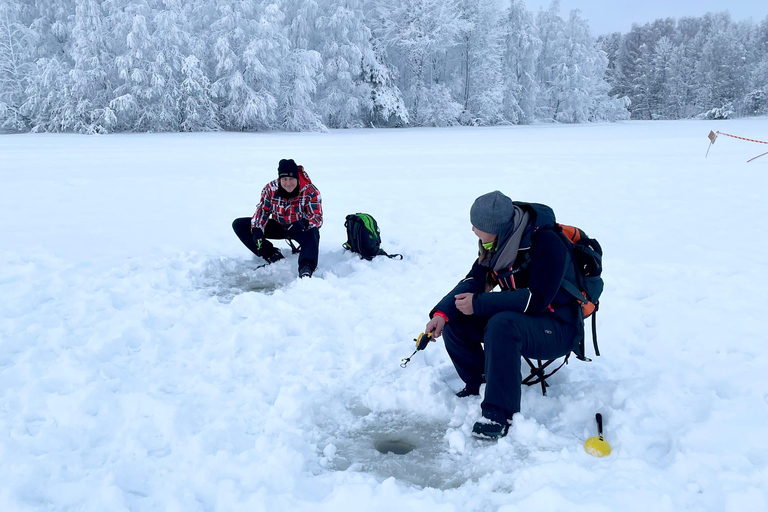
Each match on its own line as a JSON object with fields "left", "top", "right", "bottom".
{"left": 454, "top": 0, "right": 504, "bottom": 125}
{"left": 501, "top": 0, "right": 540, "bottom": 124}
{"left": 68, "top": 0, "right": 117, "bottom": 133}
{"left": 0, "top": 0, "right": 36, "bottom": 130}
{"left": 374, "top": 0, "right": 465, "bottom": 126}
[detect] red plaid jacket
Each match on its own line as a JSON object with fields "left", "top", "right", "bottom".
{"left": 251, "top": 166, "right": 323, "bottom": 231}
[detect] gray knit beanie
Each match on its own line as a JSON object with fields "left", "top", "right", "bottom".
{"left": 470, "top": 191, "right": 514, "bottom": 234}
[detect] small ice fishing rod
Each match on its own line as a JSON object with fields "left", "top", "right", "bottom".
{"left": 400, "top": 332, "right": 433, "bottom": 368}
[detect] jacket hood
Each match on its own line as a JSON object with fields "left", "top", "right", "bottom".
{"left": 298, "top": 165, "right": 312, "bottom": 189}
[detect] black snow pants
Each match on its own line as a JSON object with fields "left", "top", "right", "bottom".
{"left": 232, "top": 217, "right": 320, "bottom": 271}
{"left": 442, "top": 310, "right": 577, "bottom": 424}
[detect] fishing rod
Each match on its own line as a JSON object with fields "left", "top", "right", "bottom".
{"left": 400, "top": 332, "right": 433, "bottom": 368}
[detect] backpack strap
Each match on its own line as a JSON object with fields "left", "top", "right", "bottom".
{"left": 590, "top": 303, "right": 600, "bottom": 356}
{"left": 560, "top": 278, "right": 600, "bottom": 358}
{"left": 560, "top": 278, "right": 583, "bottom": 303}
{"left": 378, "top": 249, "right": 403, "bottom": 260}
{"left": 342, "top": 243, "right": 403, "bottom": 260}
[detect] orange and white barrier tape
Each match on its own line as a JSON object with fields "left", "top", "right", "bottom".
{"left": 706, "top": 130, "right": 768, "bottom": 162}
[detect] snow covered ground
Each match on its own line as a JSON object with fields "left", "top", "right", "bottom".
{"left": 1, "top": 118, "right": 767, "bottom": 511}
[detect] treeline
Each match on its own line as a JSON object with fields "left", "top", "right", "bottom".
{"left": 0, "top": 1, "right": 765, "bottom": 134}
{"left": 0, "top": 0, "right": 630, "bottom": 133}
{"left": 600, "top": 12, "right": 768, "bottom": 120}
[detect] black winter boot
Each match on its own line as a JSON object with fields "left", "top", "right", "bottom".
{"left": 298, "top": 264, "right": 314, "bottom": 278}
{"left": 472, "top": 417, "right": 510, "bottom": 439}
{"left": 455, "top": 386, "right": 480, "bottom": 398}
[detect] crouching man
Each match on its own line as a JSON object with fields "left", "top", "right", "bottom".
{"left": 232, "top": 159, "right": 322, "bottom": 278}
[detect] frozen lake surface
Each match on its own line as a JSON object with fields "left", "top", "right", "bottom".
{"left": 1, "top": 118, "right": 767, "bottom": 511}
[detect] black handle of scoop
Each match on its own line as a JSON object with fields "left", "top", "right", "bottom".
{"left": 595, "top": 413, "right": 603, "bottom": 436}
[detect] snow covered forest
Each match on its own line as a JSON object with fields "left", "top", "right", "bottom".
{"left": 600, "top": 12, "right": 768, "bottom": 120}
{"left": 0, "top": 0, "right": 766, "bottom": 133}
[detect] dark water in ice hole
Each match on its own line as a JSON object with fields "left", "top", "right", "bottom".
{"left": 375, "top": 439, "right": 416, "bottom": 455}
{"left": 329, "top": 414, "right": 469, "bottom": 489}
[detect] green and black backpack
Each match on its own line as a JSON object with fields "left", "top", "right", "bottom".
{"left": 343, "top": 213, "right": 403, "bottom": 261}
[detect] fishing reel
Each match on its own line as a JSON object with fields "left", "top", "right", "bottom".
{"left": 400, "top": 332, "right": 433, "bottom": 368}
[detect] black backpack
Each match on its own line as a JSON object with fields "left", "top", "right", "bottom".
{"left": 343, "top": 213, "right": 402, "bottom": 260}
{"left": 514, "top": 202, "right": 603, "bottom": 360}
{"left": 513, "top": 203, "right": 604, "bottom": 395}
{"left": 556, "top": 223, "right": 603, "bottom": 359}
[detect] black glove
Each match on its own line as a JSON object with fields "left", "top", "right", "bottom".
{"left": 252, "top": 228, "right": 265, "bottom": 245}
{"left": 286, "top": 219, "right": 310, "bottom": 236}
{"left": 252, "top": 229, "right": 275, "bottom": 258}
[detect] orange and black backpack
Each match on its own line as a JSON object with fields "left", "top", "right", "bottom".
{"left": 509, "top": 202, "right": 604, "bottom": 395}
{"left": 515, "top": 202, "right": 604, "bottom": 361}
{"left": 557, "top": 223, "right": 603, "bottom": 358}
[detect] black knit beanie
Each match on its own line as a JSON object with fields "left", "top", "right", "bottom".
{"left": 470, "top": 191, "right": 514, "bottom": 234}
{"left": 278, "top": 159, "right": 299, "bottom": 179}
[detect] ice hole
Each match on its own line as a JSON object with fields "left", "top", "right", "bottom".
{"left": 375, "top": 438, "right": 416, "bottom": 455}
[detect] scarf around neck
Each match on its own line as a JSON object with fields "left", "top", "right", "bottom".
{"left": 277, "top": 182, "right": 300, "bottom": 199}
{"left": 478, "top": 205, "right": 530, "bottom": 272}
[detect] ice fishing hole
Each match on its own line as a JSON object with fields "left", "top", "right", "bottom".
{"left": 375, "top": 438, "right": 416, "bottom": 455}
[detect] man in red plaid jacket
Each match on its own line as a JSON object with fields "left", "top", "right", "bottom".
{"left": 232, "top": 159, "right": 323, "bottom": 278}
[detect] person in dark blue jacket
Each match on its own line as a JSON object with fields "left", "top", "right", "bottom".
{"left": 424, "top": 191, "right": 581, "bottom": 439}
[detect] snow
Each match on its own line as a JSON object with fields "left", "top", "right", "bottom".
{"left": 1, "top": 118, "right": 767, "bottom": 511}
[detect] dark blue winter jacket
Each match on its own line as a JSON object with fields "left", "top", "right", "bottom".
{"left": 431, "top": 204, "right": 581, "bottom": 327}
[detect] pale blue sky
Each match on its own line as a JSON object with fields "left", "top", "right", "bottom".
{"left": 523, "top": 0, "right": 768, "bottom": 35}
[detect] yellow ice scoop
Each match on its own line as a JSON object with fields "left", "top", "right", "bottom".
{"left": 584, "top": 413, "right": 612, "bottom": 457}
